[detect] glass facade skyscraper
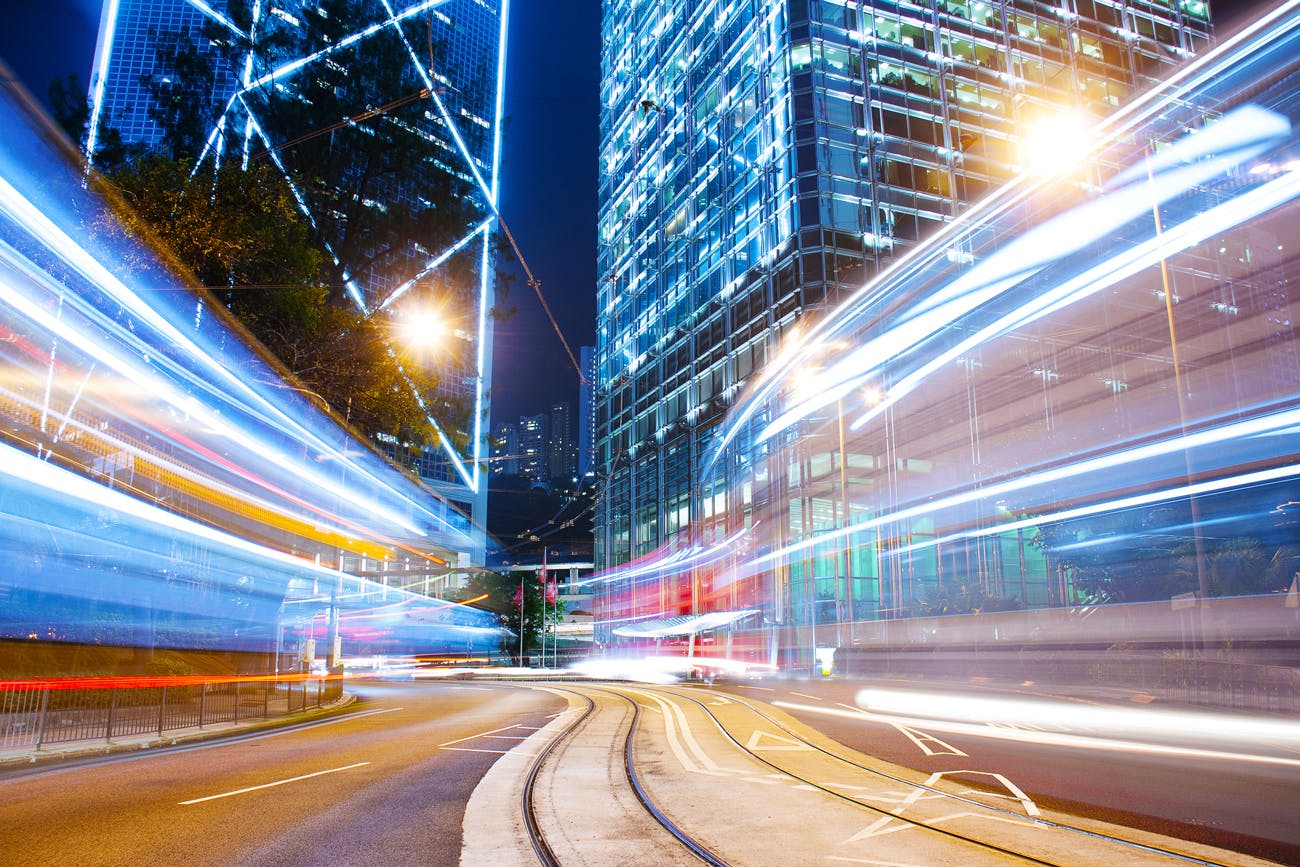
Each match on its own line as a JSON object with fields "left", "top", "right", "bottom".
{"left": 595, "top": 1, "right": 1212, "bottom": 612}
{"left": 89, "top": 0, "right": 510, "bottom": 564}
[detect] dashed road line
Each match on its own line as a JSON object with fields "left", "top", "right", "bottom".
{"left": 179, "top": 762, "right": 370, "bottom": 805}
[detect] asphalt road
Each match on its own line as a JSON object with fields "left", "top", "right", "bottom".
{"left": 0, "top": 680, "right": 564, "bottom": 867}
{"left": 715, "top": 677, "right": 1300, "bottom": 865}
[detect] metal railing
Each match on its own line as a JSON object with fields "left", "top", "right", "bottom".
{"left": 0, "top": 674, "right": 343, "bottom": 751}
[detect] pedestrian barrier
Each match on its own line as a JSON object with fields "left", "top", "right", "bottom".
{"left": 0, "top": 674, "right": 342, "bottom": 750}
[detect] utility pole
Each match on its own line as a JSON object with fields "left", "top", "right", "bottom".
{"left": 518, "top": 568, "right": 525, "bottom": 666}
{"left": 540, "top": 547, "right": 549, "bottom": 668}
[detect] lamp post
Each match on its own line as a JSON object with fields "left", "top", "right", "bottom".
{"left": 1146, "top": 150, "right": 1211, "bottom": 605}
{"left": 518, "top": 567, "right": 525, "bottom": 666}
{"left": 541, "top": 546, "right": 551, "bottom": 668}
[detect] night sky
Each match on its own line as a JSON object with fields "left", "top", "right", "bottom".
{"left": 0, "top": 0, "right": 1273, "bottom": 425}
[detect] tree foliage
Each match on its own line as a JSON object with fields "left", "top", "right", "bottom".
{"left": 1025, "top": 490, "right": 1299, "bottom": 603}
{"left": 234, "top": 0, "right": 483, "bottom": 307}
{"left": 101, "top": 155, "right": 441, "bottom": 441}
{"left": 914, "top": 582, "right": 1023, "bottom": 617}
{"left": 462, "top": 570, "right": 565, "bottom": 659}
{"left": 72, "top": 0, "right": 501, "bottom": 447}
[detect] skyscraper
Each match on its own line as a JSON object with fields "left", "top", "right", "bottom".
{"left": 88, "top": 0, "right": 510, "bottom": 564}
{"left": 595, "top": 0, "right": 1210, "bottom": 572}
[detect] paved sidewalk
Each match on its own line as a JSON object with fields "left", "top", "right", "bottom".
{"left": 0, "top": 694, "right": 357, "bottom": 773}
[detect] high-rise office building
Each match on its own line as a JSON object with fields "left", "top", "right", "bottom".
{"left": 595, "top": 0, "right": 1210, "bottom": 579}
{"left": 89, "top": 0, "right": 510, "bottom": 565}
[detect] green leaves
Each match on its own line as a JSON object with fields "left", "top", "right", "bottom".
{"left": 102, "top": 155, "right": 446, "bottom": 442}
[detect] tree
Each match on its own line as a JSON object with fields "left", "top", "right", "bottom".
{"left": 915, "top": 582, "right": 1023, "bottom": 617}
{"left": 49, "top": 75, "right": 89, "bottom": 149}
{"left": 1204, "top": 537, "right": 1271, "bottom": 597}
{"left": 1025, "top": 507, "right": 1201, "bottom": 604}
{"left": 1025, "top": 488, "right": 1299, "bottom": 603}
{"left": 50, "top": 75, "right": 143, "bottom": 172}
{"left": 462, "top": 569, "right": 565, "bottom": 661}
{"left": 144, "top": 29, "right": 232, "bottom": 161}
{"left": 131, "top": 0, "right": 494, "bottom": 445}
{"left": 100, "top": 154, "right": 442, "bottom": 441}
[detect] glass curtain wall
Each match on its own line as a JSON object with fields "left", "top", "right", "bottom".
{"left": 595, "top": 0, "right": 1212, "bottom": 636}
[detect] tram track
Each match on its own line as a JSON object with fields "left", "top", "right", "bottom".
{"left": 656, "top": 683, "right": 1247, "bottom": 867}
{"left": 507, "top": 681, "right": 1265, "bottom": 866}
{"left": 519, "top": 684, "right": 730, "bottom": 866}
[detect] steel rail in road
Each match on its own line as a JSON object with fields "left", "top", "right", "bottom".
{"left": 521, "top": 684, "right": 729, "bottom": 866}
{"left": 658, "top": 684, "right": 1239, "bottom": 867}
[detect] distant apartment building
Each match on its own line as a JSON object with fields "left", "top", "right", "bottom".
{"left": 549, "top": 401, "right": 577, "bottom": 483}
{"left": 490, "top": 421, "right": 519, "bottom": 477}
{"left": 518, "top": 413, "right": 550, "bottom": 486}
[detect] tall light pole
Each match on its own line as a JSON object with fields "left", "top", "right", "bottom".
{"left": 541, "top": 546, "right": 551, "bottom": 668}
{"left": 518, "top": 567, "right": 525, "bottom": 666}
{"left": 1147, "top": 151, "right": 1211, "bottom": 605}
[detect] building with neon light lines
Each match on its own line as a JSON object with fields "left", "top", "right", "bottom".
{"left": 593, "top": 0, "right": 1252, "bottom": 644}
{"left": 88, "top": 0, "right": 510, "bottom": 572}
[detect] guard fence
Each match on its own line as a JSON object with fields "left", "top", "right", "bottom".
{"left": 0, "top": 674, "right": 342, "bottom": 751}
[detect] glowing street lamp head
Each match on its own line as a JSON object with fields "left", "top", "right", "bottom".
{"left": 400, "top": 309, "right": 443, "bottom": 348}
{"left": 792, "top": 366, "right": 822, "bottom": 400}
{"left": 1017, "top": 109, "right": 1095, "bottom": 177}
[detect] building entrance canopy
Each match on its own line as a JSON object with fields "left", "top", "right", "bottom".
{"left": 612, "top": 609, "right": 760, "bottom": 639}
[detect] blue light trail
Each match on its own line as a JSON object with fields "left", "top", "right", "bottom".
{"left": 0, "top": 75, "right": 502, "bottom": 659}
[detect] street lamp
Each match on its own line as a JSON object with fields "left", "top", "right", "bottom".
{"left": 1016, "top": 108, "right": 1094, "bottom": 177}
{"left": 399, "top": 307, "right": 444, "bottom": 349}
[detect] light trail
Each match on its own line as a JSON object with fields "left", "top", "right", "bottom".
{"left": 775, "top": 701, "right": 1300, "bottom": 770}
{"left": 0, "top": 76, "right": 503, "bottom": 658}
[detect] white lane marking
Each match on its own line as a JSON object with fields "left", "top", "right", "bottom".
{"left": 628, "top": 689, "right": 725, "bottom": 773}
{"left": 877, "top": 769, "right": 1040, "bottom": 821}
{"left": 964, "top": 771, "right": 1039, "bottom": 817}
{"left": 350, "top": 707, "right": 404, "bottom": 719}
{"left": 739, "top": 685, "right": 775, "bottom": 691}
{"left": 442, "top": 747, "right": 517, "bottom": 755}
{"left": 179, "top": 762, "right": 370, "bottom": 805}
{"left": 628, "top": 688, "right": 737, "bottom": 774}
{"left": 893, "top": 723, "right": 967, "bottom": 757}
{"left": 623, "top": 690, "right": 701, "bottom": 773}
{"left": 438, "top": 724, "right": 526, "bottom": 747}
{"left": 483, "top": 735, "right": 530, "bottom": 740}
{"left": 789, "top": 691, "right": 822, "bottom": 701}
{"left": 745, "top": 730, "right": 815, "bottom": 751}
{"left": 845, "top": 811, "right": 1036, "bottom": 842}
